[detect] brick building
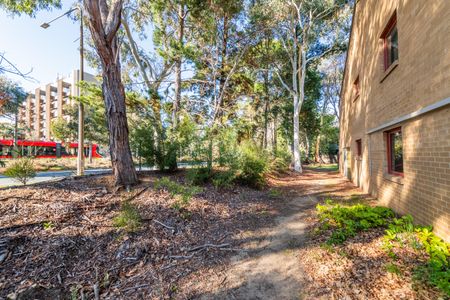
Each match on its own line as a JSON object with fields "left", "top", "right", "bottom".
{"left": 339, "top": 0, "right": 450, "bottom": 240}
{"left": 18, "top": 70, "right": 96, "bottom": 141}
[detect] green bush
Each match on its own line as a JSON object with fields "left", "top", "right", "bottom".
{"left": 381, "top": 215, "right": 449, "bottom": 296}
{"left": 113, "top": 201, "right": 142, "bottom": 232}
{"left": 270, "top": 147, "right": 292, "bottom": 172}
{"left": 414, "top": 227, "right": 450, "bottom": 296}
{"left": 236, "top": 141, "right": 269, "bottom": 187}
{"left": 316, "top": 201, "right": 394, "bottom": 245}
{"left": 3, "top": 158, "right": 36, "bottom": 185}
{"left": 186, "top": 167, "right": 211, "bottom": 185}
{"left": 212, "top": 170, "right": 236, "bottom": 189}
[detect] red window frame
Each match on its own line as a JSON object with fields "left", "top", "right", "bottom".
{"left": 386, "top": 127, "right": 404, "bottom": 177}
{"left": 353, "top": 76, "right": 360, "bottom": 100}
{"left": 381, "top": 12, "right": 398, "bottom": 71}
{"left": 356, "top": 139, "right": 362, "bottom": 157}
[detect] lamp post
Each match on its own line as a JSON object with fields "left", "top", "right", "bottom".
{"left": 41, "top": 6, "right": 85, "bottom": 176}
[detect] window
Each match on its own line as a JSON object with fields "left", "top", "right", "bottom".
{"left": 356, "top": 139, "right": 362, "bottom": 157}
{"left": 386, "top": 128, "right": 403, "bottom": 176}
{"left": 381, "top": 12, "right": 398, "bottom": 70}
{"left": 353, "top": 76, "right": 360, "bottom": 100}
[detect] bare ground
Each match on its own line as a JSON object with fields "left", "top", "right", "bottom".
{"left": 0, "top": 167, "right": 442, "bottom": 299}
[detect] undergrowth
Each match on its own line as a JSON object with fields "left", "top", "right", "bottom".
{"left": 155, "top": 177, "right": 202, "bottom": 217}
{"left": 316, "top": 200, "right": 450, "bottom": 297}
{"left": 113, "top": 201, "right": 142, "bottom": 232}
{"left": 316, "top": 200, "right": 394, "bottom": 245}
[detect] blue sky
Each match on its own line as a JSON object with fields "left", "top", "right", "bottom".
{"left": 0, "top": 0, "right": 95, "bottom": 91}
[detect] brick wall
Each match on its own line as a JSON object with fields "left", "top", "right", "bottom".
{"left": 340, "top": 0, "right": 450, "bottom": 241}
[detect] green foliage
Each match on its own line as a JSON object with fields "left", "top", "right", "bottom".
{"left": 270, "top": 147, "right": 292, "bottom": 172}
{"left": 51, "top": 117, "right": 74, "bottom": 143}
{"left": 212, "top": 170, "right": 236, "bottom": 189}
{"left": 0, "top": 0, "right": 61, "bottom": 16}
{"left": 268, "top": 189, "right": 282, "bottom": 198}
{"left": 113, "top": 202, "right": 142, "bottom": 232}
{"left": 385, "top": 263, "right": 402, "bottom": 275}
{"left": 42, "top": 221, "right": 54, "bottom": 230}
{"left": 316, "top": 201, "right": 394, "bottom": 245}
{"left": 3, "top": 157, "right": 36, "bottom": 185}
{"left": 414, "top": 227, "right": 450, "bottom": 296}
{"left": 186, "top": 167, "right": 211, "bottom": 185}
{"left": 381, "top": 215, "right": 450, "bottom": 296}
{"left": 155, "top": 177, "right": 202, "bottom": 212}
{"left": 236, "top": 141, "right": 269, "bottom": 187}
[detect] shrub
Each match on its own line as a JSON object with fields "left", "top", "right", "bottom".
{"left": 3, "top": 158, "right": 36, "bottom": 185}
{"left": 316, "top": 201, "right": 394, "bottom": 245}
{"left": 236, "top": 141, "right": 269, "bottom": 187}
{"left": 186, "top": 167, "right": 211, "bottom": 185}
{"left": 414, "top": 227, "right": 450, "bottom": 296}
{"left": 212, "top": 170, "right": 236, "bottom": 189}
{"left": 270, "top": 147, "right": 292, "bottom": 172}
{"left": 113, "top": 201, "right": 142, "bottom": 232}
{"left": 381, "top": 215, "right": 449, "bottom": 296}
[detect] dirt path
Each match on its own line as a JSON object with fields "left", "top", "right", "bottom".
{"left": 198, "top": 168, "right": 359, "bottom": 300}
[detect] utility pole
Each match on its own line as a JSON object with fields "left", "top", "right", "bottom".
{"left": 77, "top": 7, "right": 85, "bottom": 176}
{"left": 41, "top": 5, "right": 85, "bottom": 175}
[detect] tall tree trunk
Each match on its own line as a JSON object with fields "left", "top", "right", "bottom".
{"left": 103, "top": 61, "right": 138, "bottom": 186}
{"left": 263, "top": 69, "right": 269, "bottom": 149}
{"left": 272, "top": 114, "right": 277, "bottom": 155}
{"left": 214, "top": 14, "right": 228, "bottom": 122}
{"left": 314, "top": 98, "right": 328, "bottom": 163}
{"left": 293, "top": 94, "right": 301, "bottom": 171}
{"left": 84, "top": 0, "right": 138, "bottom": 186}
{"left": 172, "top": 3, "right": 185, "bottom": 127}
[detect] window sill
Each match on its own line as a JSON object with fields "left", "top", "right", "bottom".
{"left": 380, "top": 60, "right": 399, "bottom": 83}
{"left": 383, "top": 173, "right": 404, "bottom": 185}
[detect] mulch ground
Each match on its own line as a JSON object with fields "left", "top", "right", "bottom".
{"left": 0, "top": 170, "right": 283, "bottom": 299}
{"left": 1, "top": 167, "right": 445, "bottom": 299}
{"left": 297, "top": 185, "right": 445, "bottom": 300}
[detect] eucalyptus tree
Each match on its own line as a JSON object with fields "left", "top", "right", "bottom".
{"left": 83, "top": 0, "right": 138, "bottom": 186}
{"left": 265, "top": 0, "right": 347, "bottom": 172}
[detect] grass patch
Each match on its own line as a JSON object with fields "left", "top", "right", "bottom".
{"left": 113, "top": 201, "right": 142, "bottom": 232}
{"left": 307, "top": 164, "right": 338, "bottom": 171}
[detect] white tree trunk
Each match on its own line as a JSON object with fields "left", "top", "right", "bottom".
{"left": 293, "top": 94, "right": 302, "bottom": 172}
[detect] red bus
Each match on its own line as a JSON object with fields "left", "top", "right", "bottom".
{"left": 0, "top": 139, "right": 102, "bottom": 159}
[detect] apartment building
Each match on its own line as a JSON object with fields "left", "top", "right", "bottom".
{"left": 18, "top": 70, "right": 96, "bottom": 140}
{"left": 339, "top": 0, "right": 450, "bottom": 240}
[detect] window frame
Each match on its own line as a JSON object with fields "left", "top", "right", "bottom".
{"left": 356, "top": 139, "right": 362, "bottom": 157}
{"left": 386, "top": 127, "right": 404, "bottom": 177}
{"left": 381, "top": 12, "right": 398, "bottom": 71}
{"left": 353, "top": 76, "right": 360, "bottom": 100}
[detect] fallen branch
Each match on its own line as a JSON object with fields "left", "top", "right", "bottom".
{"left": 188, "top": 243, "right": 230, "bottom": 252}
{"left": 169, "top": 253, "right": 195, "bottom": 259}
{"left": 153, "top": 220, "right": 174, "bottom": 230}
{"left": 124, "top": 186, "right": 149, "bottom": 202}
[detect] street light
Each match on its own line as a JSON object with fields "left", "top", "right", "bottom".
{"left": 41, "top": 6, "right": 85, "bottom": 176}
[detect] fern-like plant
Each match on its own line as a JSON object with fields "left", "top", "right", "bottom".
{"left": 3, "top": 158, "right": 36, "bottom": 185}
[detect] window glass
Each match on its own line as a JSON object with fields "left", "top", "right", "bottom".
{"left": 389, "top": 130, "right": 403, "bottom": 174}
{"left": 387, "top": 27, "right": 398, "bottom": 67}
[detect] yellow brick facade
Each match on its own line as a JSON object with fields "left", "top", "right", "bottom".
{"left": 339, "top": 0, "right": 450, "bottom": 241}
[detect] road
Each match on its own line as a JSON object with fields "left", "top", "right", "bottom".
{"left": 0, "top": 168, "right": 111, "bottom": 188}
{"left": 0, "top": 163, "right": 203, "bottom": 188}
